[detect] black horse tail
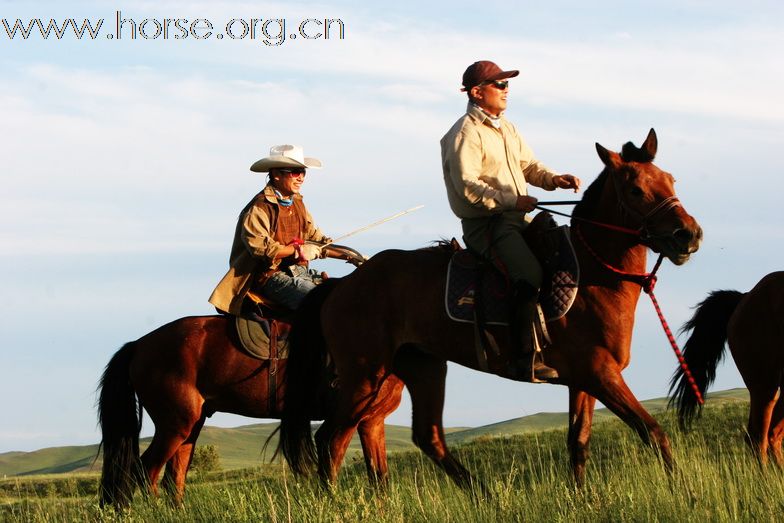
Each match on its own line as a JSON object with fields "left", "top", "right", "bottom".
{"left": 668, "top": 290, "right": 744, "bottom": 430}
{"left": 97, "top": 342, "right": 143, "bottom": 507}
{"left": 278, "top": 278, "right": 342, "bottom": 477}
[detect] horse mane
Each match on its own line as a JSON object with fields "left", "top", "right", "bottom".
{"left": 422, "top": 238, "right": 461, "bottom": 252}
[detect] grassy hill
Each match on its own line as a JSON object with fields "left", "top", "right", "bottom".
{"left": 2, "top": 388, "right": 773, "bottom": 522}
{"left": 0, "top": 388, "right": 748, "bottom": 477}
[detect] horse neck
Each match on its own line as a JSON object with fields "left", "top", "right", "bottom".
{"left": 574, "top": 177, "right": 649, "bottom": 281}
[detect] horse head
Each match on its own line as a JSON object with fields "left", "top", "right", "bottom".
{"left": 595, "top": 129, "right": 702, "bottom": 265}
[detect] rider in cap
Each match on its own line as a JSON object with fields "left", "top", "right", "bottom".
{"left": 440, "top": 60, "right": 581, "bottom": 382}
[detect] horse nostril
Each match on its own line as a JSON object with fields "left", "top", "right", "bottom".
{"left": 673, "top": 228, "right": 694, "bottom": 243}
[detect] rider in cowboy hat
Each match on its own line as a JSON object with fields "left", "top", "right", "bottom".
{"left": 209, "top": 144, "right": 334, "bottom": 316}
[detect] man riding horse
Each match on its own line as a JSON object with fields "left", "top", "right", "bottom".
{"left": 440, "top": 60, "right": 582, "bottom": 382}
{"left": 209, "top": 144, "right": 335, "bottom": 317}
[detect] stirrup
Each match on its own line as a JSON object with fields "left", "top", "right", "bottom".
{"left": 513, "top": 327, "right": 559, "bottom": 383}
{"left": 511, "top": 357, "right": 559, "bottom": 383}
{"left": 531, "top": 361, "right": 559, "bottom": 382}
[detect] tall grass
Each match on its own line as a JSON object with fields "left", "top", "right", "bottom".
{"left": 3, "top": 402, "right": 783, "bottom": 522}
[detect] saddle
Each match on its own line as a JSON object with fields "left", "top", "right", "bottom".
{"left": 234, "top": 290, "right": 291, "bottom": 361}
{"left": 445, "top": 211, "right": 579, "bottom": 326}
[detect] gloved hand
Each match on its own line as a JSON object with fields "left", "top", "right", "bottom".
{"left": 297, "top": 243, "right": 323, "bottom": 261}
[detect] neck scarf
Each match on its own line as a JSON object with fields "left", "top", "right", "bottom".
{"left": 273, "top": 189, "right": 293, "bottom": 207}
{"left": 471, "top": 102, "right": 502, "bottom": 129}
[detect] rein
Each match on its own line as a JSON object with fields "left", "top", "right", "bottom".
{"left": 536, "top": 203, "right": 640, "bottom": 236}
{"left": 538, "top": 200, "right": 704, "bottom": 405}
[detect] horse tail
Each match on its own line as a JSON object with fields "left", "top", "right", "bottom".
{"left": 97, "top": 342, "right": 143, "bottom": 507}
{"left": 278, "top": 278, "right": 341, "bottom": 476}
{"left": 668, "top": 290, "right": 744, "bottom": 430}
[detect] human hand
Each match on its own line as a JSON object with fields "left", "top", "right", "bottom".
{"left": 553, "top": 174, "right": 581, "bottom": 192}
{"left": 515, "top": 195, "right": 538, "bottom": 213}
{"left": 297, "top": 243, "right": 323, "bottom": 261}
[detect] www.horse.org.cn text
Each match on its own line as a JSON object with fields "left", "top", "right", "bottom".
{"left": 2, "top": 11, "right": 346, "bottom": 46}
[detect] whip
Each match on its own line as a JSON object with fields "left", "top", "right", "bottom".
{"left": 326, "top": 204, "right": 425, "bottom": 244}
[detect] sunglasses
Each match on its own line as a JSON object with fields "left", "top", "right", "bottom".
{"left": 278, "top": 168, "right": 306, "bottom": 177}
{"left": 482, "top": 80, "right": 509, "bottom": 90}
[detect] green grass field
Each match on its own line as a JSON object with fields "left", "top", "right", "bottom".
{"left": 0, "top": 388, "right": 749, "bottom": 476}
{"left": 3, "top": 388, "right": 782, "bottom": 522}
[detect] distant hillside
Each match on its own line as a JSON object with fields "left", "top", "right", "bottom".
{"left": 0, "top": 388, "right": 748, "bottom": 477}
{"left": 0, "top": 424, "right": 446, "bottom": 477}
{"left": 447, "top": 387, "right": 749, "bottom": 443}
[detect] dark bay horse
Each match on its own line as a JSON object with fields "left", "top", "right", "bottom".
{"left": 97, "top": 280, "right": 401, "bottom": 507}
{"left": 279, "top": 129, "right": 703, "bottom": 489}
{"left": 669, "top": 271, "right": 784, "bottom": 464}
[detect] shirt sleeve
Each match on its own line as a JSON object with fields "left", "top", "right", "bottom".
{"left": 240, "top": 203, "right": 283, "bottom": 266}
{"left": 446, "top": 128, "right": 518, "bottom": 211}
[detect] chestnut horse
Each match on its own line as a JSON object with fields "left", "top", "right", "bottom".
{"left": 279, "top": 129, "right": 703, "bottom": 489}
{"left": 97, "top": 281, "right": 400, "bottom": 507}
{"left": 669, "top": 271, "right": 784, "bottom": 464}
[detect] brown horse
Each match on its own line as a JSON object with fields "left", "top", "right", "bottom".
{"left": 669, "top": 271, "right": 784, "bottom": 464}
{"left": 97, "top": 279, "right": 402, "bottom": 507}
{"left": 279, "top": 129, "right": 703, "bottom": 490}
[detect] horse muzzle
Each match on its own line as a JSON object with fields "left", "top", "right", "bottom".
{"left": 648, "top": 223, "right": 702, "bottom": 265}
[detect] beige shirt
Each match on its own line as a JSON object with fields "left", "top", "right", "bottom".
{"left": 440, "top": 103, "right": 559, "bottom": 219}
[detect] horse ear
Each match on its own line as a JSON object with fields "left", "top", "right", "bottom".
{"left": 642, "top": 128, "right": 658, "bottom": 159}
{"left": 596, "top": 143, "right": 620, "bottom": 167}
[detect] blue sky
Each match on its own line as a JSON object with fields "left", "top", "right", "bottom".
{"left": 1, "top": 0, "right": 783, "bottom": 452}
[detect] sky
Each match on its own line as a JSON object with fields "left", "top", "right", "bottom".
{"left": 1, "top": 0, "right": 783, "bottom": 453}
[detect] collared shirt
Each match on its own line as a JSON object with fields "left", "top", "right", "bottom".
{"left": 440, "top": 103, "right": 559, "bottom": 219}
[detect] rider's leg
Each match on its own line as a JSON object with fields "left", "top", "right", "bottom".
{"left": 463, "top": 212, "right": 557, "bottom": 382}
{"left": 260, "top": 266, "right": 320, "bottom": 310}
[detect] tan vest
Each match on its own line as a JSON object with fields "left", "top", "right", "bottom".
{"left": 268, "top": 198, "right": 308, "bottom": 276}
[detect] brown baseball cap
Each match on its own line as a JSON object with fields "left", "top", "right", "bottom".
{"left": 461, "top": 60, "right": 519, "bottom": 91}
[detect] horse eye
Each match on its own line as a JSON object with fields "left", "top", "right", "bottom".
{"left": 630, "top": 186, "right": 644, "bottom": 197}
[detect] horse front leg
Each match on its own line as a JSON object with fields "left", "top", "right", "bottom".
{"left": 568, "top": 387, "right": 597, "bottom": 487}
{"left": 591, "top": 365, "right": 673, "bottom": 471}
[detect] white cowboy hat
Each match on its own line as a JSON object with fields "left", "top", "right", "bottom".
{"left": 249, "top": 144, "right": 323, "bottom": 173}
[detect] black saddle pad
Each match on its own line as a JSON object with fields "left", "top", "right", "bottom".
{"left": 445, "top": 212, "right": 579, "bottom": 325}
{"left": 445, "top": 250, "right": 508, "bottom": 325}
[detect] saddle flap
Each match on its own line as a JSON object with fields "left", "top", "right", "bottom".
{"left": 235, "top": 316, "right": 291, "bottom": 360}
{"left": 527, "top": 219, "right": 580, "bottom": 321}
{"left": 445, "top": 211, "right": 579, "bottom": 324}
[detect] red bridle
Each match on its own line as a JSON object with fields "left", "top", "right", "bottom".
{"left": 537, "top": 199, "right": 705, "bottom": 406}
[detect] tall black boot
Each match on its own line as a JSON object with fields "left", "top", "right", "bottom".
{"left": 509, "top": 282, "right": 559, "bottom": 382}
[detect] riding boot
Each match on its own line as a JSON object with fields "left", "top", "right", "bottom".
{"left": 509, "top": 282, "right": 559, "bottom": 382}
